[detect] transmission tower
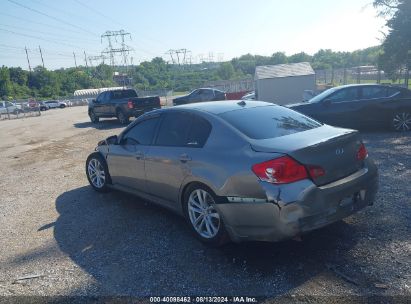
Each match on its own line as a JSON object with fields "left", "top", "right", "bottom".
{"left": 165, "top": 49, "right": 192, "bottom": 67}
{"left": 88, "top": 54, "right": 108, "bottom": 67}
{"left": 101, "top": 30, "right": 133, "bottom": 67}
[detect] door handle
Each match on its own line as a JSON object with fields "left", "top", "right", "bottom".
{"left": 179, "top": 153, "right": 191, "bottom": 162}
{"left": 135, "top": 151, "right": 144, "bottom": 160}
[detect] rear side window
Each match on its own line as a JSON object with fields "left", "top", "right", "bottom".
{"left": 187, "top": 115, "right": 212, "bottom": 147}
{"left": 155, "top": 112, "right": 192, "bottom": 146}
{"left": 122, "top": 116, "right": 160, "bottom": 145}
{"left": 386, "top": 87, "right": 402, "bottom": 98}
{"left": 362, "top": 86, "right": 386, "bottom": 99}
{"left": 219, "top": 106, "right": 321, "bottom": 140}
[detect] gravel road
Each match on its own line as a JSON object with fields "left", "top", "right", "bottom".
{"left": 0, "top": 107, "right": 410, "bottom": 301}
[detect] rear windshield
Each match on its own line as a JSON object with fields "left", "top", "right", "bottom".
{"left": 112, "top": 90, "right": 137, "bottom": 99}
{"left": 219, "top": 105, "right": 322, "bottom": 139}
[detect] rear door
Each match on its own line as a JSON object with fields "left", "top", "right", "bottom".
{"left": 107, "top": 115, "right": 160, "bottom": 191}
{"left": 144, "top": 111, "right": 212, "bottom": 205}
{"left": 357, "top": 86, "right": 389, "bottom": 127}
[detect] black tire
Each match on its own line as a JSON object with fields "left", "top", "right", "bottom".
{"left": 183, "top": 183, "right": 229, "bottom": 247}
{"left": 117, "top": 109, "right": 130, "bottom": 125}
{"left": 392, "top": 111, "right": 411, "bottom": 132}
{"left": 89, "top": 110, "right": 99, "bottom": 123}
{"left": 85, "top": 152, "right": 111, "bottom": 193}
{"left": 59, "top": 104, "right": 66, "bottom": 109}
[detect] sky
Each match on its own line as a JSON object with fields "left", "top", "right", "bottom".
{"left": 0, "top": 0, "right": 387, "bottom": 70}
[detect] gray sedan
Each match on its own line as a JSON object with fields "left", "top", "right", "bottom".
{"left": 86, "top": 100, "right": 379, "bottom": 246}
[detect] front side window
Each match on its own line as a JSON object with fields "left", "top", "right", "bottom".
{"left": 122, "top": 116, "right": 160, "bottom": 145}
{"left": 328, "top": 88, "right": 359, "bottom": 103}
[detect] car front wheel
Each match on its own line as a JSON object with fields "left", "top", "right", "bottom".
{"left": 89, "top": 110, "right": 99, "bottom": 123}
{"left": 86, "top": 153, "right": 111, "bottom": 192}
{"left": 392, "top": 111, "right": 411, "bottom": 132}
{"left": 184, "top": 184, "right": 228, "bottom": 246}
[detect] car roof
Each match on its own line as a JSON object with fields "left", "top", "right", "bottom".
{"left": 332, "top": 83, "right": 405, "bottom": 89}
{"left": 164, "top": 100, "right": 275, "bottom": 114}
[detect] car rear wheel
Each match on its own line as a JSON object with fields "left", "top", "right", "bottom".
{"left": 392, "top": 111, "right": 411, "bottom": 132}
{"left": 86, "top": 153, "right": 111, "bottom": 192}
{"left": 183, "top": 184, "right": 228, "bottom": 246}
{"left": 117, "top": 110, "right": 129, "bottom": 125}
{"left": 89, "top": 110, "right": 99, "bottom": 123}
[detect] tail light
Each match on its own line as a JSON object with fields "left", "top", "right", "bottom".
{"left": 356, "top": 143, "right": 368, "bottom": 160}
{"left": 127, "top": 99, "right": 133, "bottom": 109}
{"left": 252, "top": 156, "right": 308, "bottom": 184}
{"left": 307, "top": 165, "right": 326, "bottom": 179}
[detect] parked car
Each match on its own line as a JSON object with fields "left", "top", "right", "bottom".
{"left": 88, "top": 89, "right": 161, "bottom": 124}
{"left": 288, "top": 84, "right": 411, "bottom": 131}
{"left": 241, "top": 91, "right": 256, "bottom": 100}
{"left": 85, "top": 100, "right": 378, "bottom": 246}
{"left": 45, "top": 100, "right": 66, "bottom": 109}
{"left": 0, "top": 101, "right": 22, "bottom": 115}
{"left": 173, "top": 88, "right": 226, "bottom": 106}
{"left": 38, "top": 101, "right": 50, "bottom": 111}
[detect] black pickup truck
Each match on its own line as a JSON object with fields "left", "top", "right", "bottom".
{"left": 88, "top": 89, "right": 161, "bottom": 124}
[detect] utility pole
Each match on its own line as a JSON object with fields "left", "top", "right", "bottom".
{"left": 83, "top": 51, "right": 88, "bottom": 68}
{"left": 73, "top": 52, "right": 78, "bottom": 68}
{"left": 25, "top": 46, "right": 32, "bottom": 72}
{"left": 38, "top": 45, "right": 45, "bottom": 68}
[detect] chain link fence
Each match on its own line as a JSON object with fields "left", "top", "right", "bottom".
{"left": 314, "top": 66, "right": 410, "bottom": 89}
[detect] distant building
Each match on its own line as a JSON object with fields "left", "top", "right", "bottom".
{"left": 255, "top": 62, "right": 316, "bottom": 105}
{"left": 73, "top": 87, "right": 125, "bottom": 99}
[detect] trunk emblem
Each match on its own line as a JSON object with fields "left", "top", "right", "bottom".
{"left": 335, "top": 148, "right": 344, "bottom": 155}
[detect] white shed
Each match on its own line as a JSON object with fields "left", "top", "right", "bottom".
{"left": 255, "top": 62, "right": 315, "bottom": 105}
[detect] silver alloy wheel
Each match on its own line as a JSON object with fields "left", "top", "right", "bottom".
{"left": 188, "top": 189, "right": 220, "bottom": 239}
{"left": 393, "top": 112, "right": 411, "bottom": 131}
{"left": 87, "top": 158, "right": 106, "bottom": 188}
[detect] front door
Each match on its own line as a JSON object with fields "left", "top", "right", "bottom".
{"left": 107, "top": 115, "right": 160, "bottom": 191}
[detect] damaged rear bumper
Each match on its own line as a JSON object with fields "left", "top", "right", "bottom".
{"left": 215, "top": 160, "right": 379, "bottom": 242}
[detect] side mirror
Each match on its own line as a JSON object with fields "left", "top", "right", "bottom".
{"left": 106, "top": 135, "right": 118, "bottom": 145}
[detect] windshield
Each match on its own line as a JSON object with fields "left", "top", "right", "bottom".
{"left": 308, "top": 87, "right": 338, "bottom": 103}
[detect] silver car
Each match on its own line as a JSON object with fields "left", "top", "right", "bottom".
{"left": 86, "top": 100, "right": 378, "bottom": 246}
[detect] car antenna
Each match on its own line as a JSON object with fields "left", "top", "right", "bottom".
{"left": 237, "top": 100, "right": 246, "bottom": 106}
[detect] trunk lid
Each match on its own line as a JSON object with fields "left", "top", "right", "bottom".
{"left": 250, "top": 125, "right": 364, "bottom": 186}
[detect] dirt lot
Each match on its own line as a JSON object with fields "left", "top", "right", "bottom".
{"left": 0, "top": 106, "right": 410, "bottom": 301}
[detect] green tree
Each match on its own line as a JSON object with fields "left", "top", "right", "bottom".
{"left": 374, "top": 0, "right": 411, "bottom": 76}
{"left": 217, "top": 62, "right": 235, "bottom": 80}
{"left": 0, "top": 66, "right": 12, "bottom": 99}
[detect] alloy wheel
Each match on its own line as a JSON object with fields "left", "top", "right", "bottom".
{"left": 187, "top": 189, "right": 220, "bottom": 239}
{"left": 87, "top": 158, "right": 106, "bottom": 188}
{"left": 393, "top": 112, "right": 411, "bottom": 131}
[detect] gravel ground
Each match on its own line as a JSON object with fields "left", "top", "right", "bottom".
{"left": 0, "top": 107, "right": 410, "bottom": 301}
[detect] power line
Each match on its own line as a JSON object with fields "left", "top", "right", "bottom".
{"left": 0, "top": 12, "right": 86, "bottom": 35}
{"left": 0, "top": 28, "right": 99, "bottom": 51}
{"left": 7, "top": 0, "right": 98, "bottom": 37}
{"left": 72, "top": 0, "right": 124, "bottom": 27}
{"left": 0, "top": 23, "right": 99, "bottom": 45}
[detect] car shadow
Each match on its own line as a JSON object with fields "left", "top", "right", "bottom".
{"left": 73, "top": 119, "right": 129, "bottom": 130}
{"left": 50, "top": 186, "right": 382, "bottom": 296}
